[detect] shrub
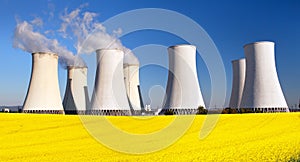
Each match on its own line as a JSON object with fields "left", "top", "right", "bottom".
{"left": 222, "top": 107, "right": 238, "bottom": 114}
{"left": 197, "top": 106, "right": 208, "bottom": 115}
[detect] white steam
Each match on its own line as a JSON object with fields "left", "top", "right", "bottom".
{"left": 59, "top": 5, "right": 139, "bottom": 64}
{"left": 13, "top": 19, "right": 85, "bottom": 68}
{"left": 13, "top": 3, "right": 139, "bottom": 67}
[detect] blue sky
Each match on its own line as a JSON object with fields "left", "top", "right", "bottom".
{"left": 0, "top": 0, "right": 299, "bottom": 108}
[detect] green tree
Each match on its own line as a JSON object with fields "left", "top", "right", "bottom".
{"left": 197, "top": 106, "right": 208, "bottom": 115}
{"left": 222, "top": 107, "right": 238, "bottom": 114}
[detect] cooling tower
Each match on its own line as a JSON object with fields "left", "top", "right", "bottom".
{"left": 160, "top": 45, "right": 206, "bottom": 115}
{"left": 229, "top": 58, "right": 246, "bottom": 109}
{"left": 90, "top": 49, "right": 131, "bottom": 116}
{"left": 63, "top": 66, "right": 90, "bottom": 115}
{"left": 123, "top": 63, "right": 143, "bottom": 115}
{"left": 240, "top": 41, "right": 289, "bottom": 112}
{"left": 23, "top": 52, "right": 64, "bottom": 114}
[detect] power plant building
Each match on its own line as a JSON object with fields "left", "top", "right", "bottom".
{"left": 240, "top": 41, "right": 289, "bottom": 112}
{"left": 160, "top": 45, "right": 206, "bottom": 115}
{"left": 90, "top": 49, "right": 131, "bottom": 115}
{"left": 123, "top": 63, "right": 143, "bottom": 115}
{"left": 23, "top": 52, "right": 64, "bottom": 114}
{"left": 63, "top": 66, "right": 90, "bottom": 114}
{"left": 229, "top": 58, "right": 246, "bottom": 109}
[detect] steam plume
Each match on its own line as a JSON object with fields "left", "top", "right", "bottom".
{"left": 13, "top": 3, "right": 139, "bottom": 67}
{"left": 59, "top": 5, "right": 139, "bottom": 64}
{"left": 13, "top": 19, "right": 86, "bottom": 68}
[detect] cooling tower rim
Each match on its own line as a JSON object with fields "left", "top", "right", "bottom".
{"left": 168, "top": 44, "right": 196, "bottom": 49}
{"left": 231, "top": 58, "right": 246, "bottom": 63}
{"left": 243, "top": 41, "right": 274, "bottom": 48}
{"left": 31, "top": 52, "right": 58, "bottom": 56}
{"left": 67, "top": 65, "right": 88, "bottom": 69}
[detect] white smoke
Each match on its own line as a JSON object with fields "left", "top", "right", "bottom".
{"left": 123, "top": 48, "right": 139, "bottom": 65}
{"left": 13, "top": 3, "right": 139, "bottom": 67}
{"left": 30, "top": 17, "right": 43, "bottom": 27}
{"left": 13, "top": 19, "right": 86, "bottom": 68}
{"left": 59, "top": 5, "right": 139, "bottom": 65}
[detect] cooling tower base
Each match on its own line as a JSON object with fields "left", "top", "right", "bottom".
{"left": 241, "top": 107, "right": 289, "bottom": 113}
{"left": 131, "top": 110, "right": 143, "bottom": 116}
{"left": 87, "top": 110, "right": 131, "bottom": 116}
{"left": 64, "top": 110, "right": 87, "bottom": 115}
{"left": 159, "top": 109, "right": 198, "bottom": 115}
{"left": 23, "top": 110, "right": 64, "bottom": 114}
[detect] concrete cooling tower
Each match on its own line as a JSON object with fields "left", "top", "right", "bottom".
{"left": 160, "top": 45, "right": 206, "bottom": 115}
{"left": 90, "top": 49, "right": 131, "bottom": 116}
{"left": 240, "top": 41, "right": 289, "bottom": 112}
{"left": 229, "top": 58, "right": 246, "bottom": 109}
{"left": 123, "top": 63, "right": 143, "bottom": 115}
{"left": 23, "top": 52, "right": 64, "bottom": 114}
{"left": 63, "top": 66, "right": 90, "bottom": 114}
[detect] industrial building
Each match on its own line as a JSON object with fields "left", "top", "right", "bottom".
{"left": 160, "top": 45, "right": 206, "bottom": 115}
{"left": 23, "top": 52, "right": 64, "bottom": 114}
{"left": 90, "top": 49, "right": 131, "bottom": 115}
{"left": 229, "top": 58, "right": 246, "bottom": 109}
{"left": 63, "top": 66, "right": 90, "bottom": 114}
{"left": 240, "top": 41, "right": 289, "bottom": 112}
{"left": 123, "top": 63, "right": 144, "bottom": 115}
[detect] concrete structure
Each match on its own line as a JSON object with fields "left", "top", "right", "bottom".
{"left": 2, "top": 108, "right": 10, "bottom": 113}
{"left": 123, "top": 63, "right": 143, "bottom": 115}
{"left": 23, "top": 52, "right": 64, "bottom": 114}
{"left": 90, "top": 49, "right": 131, "bottom": 115}
{"left": 160, "top": 45, "right": 206, "bottom": 115}
{"left": 240, "top": 41, "right": 289, "bottom": 112}
{"left": 229, "top": 58, "right": 246, "bottom": 109}
{"left": 63, "top": 66, "right": 90, "bottom": 114}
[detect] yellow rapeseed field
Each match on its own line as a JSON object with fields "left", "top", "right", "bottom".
{"left": 0, "top": 113, "right": 300, "bottom": 161}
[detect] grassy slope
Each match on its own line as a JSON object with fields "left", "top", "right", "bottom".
{"left": 0, "top": 113, "right": 300, "bottom": 161}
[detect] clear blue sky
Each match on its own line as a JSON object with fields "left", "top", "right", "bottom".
{"left": 0, "top": 0, "right": 299, "bottom": 108}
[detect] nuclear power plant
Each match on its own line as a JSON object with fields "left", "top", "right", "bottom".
{"left": 229, "top": 58, "right": 246, "bottom": 109}
{"left": 160, "top": 45, "right": 206, "bottom": 115}
{"left": 239, "top": 41, "right": 289, "bottom": 112}
{"left": 19, "top": 42, "right": 290, "bottom": 115}
{"left": 123, "top": 63, "right": 144, "bottom": 115}
{"left": 63, "top": 66, "right": 90, "bottom": 114}
{"left": 90, "top": 49, "right": 131, "bottom": 115}
{"left": 23, "top": 52, "right": 64, "bottom": 114}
